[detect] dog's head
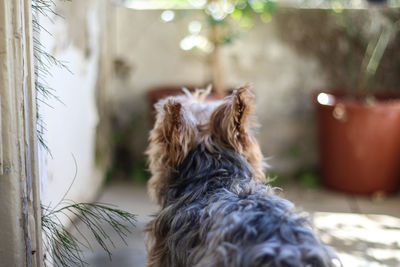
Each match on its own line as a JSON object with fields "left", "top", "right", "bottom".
{"left": 146, "top": 85, "right": 266, "bottom": 204}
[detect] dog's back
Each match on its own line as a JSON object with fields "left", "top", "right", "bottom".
{"left": 146, "top": 144, "right": 336, "bottom": 267}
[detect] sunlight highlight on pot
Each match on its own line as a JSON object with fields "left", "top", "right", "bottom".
{"left": 317, "top": 93, "right": 335, "bottom": 105}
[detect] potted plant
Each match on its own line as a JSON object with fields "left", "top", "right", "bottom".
{"left": 314, "top": 15, "right": 400, "bottom": 194}
{"left": 147, "top": 0, "right": 276, "bottom": 107}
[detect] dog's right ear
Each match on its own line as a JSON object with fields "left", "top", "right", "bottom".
{"left": 209, "top": 85, "right": 266, "bottom": 183}
{"left": 146, "top": 98, "right": 197, "bottom": 203}
{"left": 209, "top": 85, "right": 255, "bottom": 153}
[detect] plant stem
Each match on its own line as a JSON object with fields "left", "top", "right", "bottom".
{"left": 208, "top": 0, "right": 226, "bottom": 97}
{"left": 358, "top": 18, "right": 399, "bottom": 91}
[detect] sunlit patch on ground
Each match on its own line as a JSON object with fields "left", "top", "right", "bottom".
{"left": 313, "top": 212, "right": 400, "bottom": 267}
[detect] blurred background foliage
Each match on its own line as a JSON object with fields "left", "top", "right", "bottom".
{"left": 106, "top": 0, "right": 400, "bottom": 187}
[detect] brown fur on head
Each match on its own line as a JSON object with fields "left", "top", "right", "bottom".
{"left": 146, "top": 85, "right": 266, "bottom": 204}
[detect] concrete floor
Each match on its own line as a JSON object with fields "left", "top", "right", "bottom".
{"left": 76, "top": 180, "right": 400, "bottom": 267}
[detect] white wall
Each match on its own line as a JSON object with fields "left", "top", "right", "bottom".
{"left": 38, "top": 0, "right": 104, "bottom": 208}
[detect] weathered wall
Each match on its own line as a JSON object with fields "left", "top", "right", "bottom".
{"left": 38, "top": 0, "right": 106, "bottom": 208}
{"left": 107, "top": 7, "right": 400, "bottom": 178}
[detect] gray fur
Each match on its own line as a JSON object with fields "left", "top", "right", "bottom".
{"left": 146, "top": 143, "right": 338, "bottom": 267}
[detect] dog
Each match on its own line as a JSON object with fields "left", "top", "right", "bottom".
{"left": 145, "top": 85, "right": 337, "bottom": 267}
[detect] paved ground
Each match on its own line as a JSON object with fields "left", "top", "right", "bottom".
{"left": 75, "top": 180, "right": 400, "bottom": 267}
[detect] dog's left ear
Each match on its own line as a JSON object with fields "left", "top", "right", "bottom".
{"left": 159, "top": 99, "right": 197, "bottom": 167}
{"left": 147, "top": 98, "right": 197, "bottom": 203}
{"left": 209, "top": 85, "right": 266, "bottom": 182}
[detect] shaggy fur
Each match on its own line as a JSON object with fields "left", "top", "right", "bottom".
{"left": 145, "top": 85, "right": 337, "bottom": 267}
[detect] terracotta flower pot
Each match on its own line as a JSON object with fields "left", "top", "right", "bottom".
{"left": 314, "top": 91, "right": 400, "bottom": 194}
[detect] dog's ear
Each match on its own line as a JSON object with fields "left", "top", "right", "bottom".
{"left": 209, "top": 85, "right": 266, "bottom": 182}
{"left": 209, "top": 85, "right": 255, "bottom": 153}
{"left": 159, "top": 99, "right": 196, "bottom": 167}
{"left": 147, "top": 98, "right": 197, "bottom": 203}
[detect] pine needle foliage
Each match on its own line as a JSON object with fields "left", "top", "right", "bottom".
{"left": 32, "top": 0, "right": 71, "bottom": 152}
{"left": 41, "top": 202, "right": 137, "bottom": 267}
